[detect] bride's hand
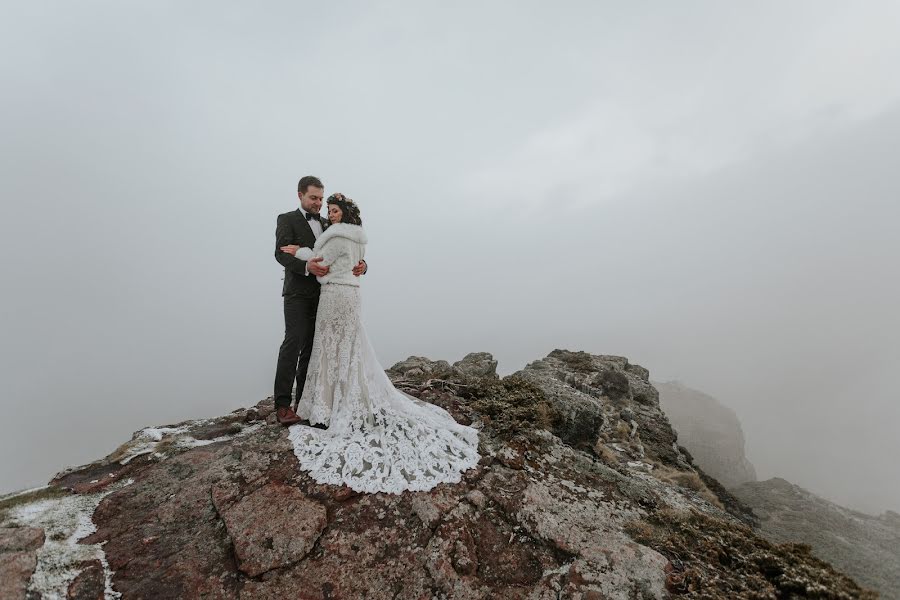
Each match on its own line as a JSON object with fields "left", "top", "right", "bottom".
{"left": 280, "top": 245, "right": 300, "bottom": 256}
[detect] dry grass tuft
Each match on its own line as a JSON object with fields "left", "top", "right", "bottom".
{"left": 593, "top": 441, "right": 620, "bottom": 465}
{"left": 649, "top": 463, "right": 724, "bottom": 510}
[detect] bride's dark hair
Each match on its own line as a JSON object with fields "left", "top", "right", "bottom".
{"left": 327, "top": 194, "right": 363, "bottom": 226}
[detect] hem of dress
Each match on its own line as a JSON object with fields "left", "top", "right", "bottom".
{"left": 287, "top": 424, "right": 481, "bottom": 495}
{"left": 294, "top": 452, "right": 481, "bottom": 495}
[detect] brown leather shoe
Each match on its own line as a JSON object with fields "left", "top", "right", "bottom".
{"left": 276, "top": 406, "right": 303, "bottom": 426}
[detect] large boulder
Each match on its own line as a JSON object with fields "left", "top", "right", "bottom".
{"left": 0, "top": 526, "right": 44, "bottom": 600}
{"left": 453, "top": 352, "right": 499, "bottom": 379}
{"left": 387, "top": 355, "right": 457, "bottom": 380}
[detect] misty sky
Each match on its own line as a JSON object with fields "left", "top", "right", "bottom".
{"left": 1, "top": 1, "right": 898, "bottom": 515}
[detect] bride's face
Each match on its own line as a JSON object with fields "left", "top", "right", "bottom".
{"left": 328, "top": 204, "right": 343, "bottom": 224}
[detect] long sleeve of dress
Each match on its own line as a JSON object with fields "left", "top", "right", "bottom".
{"left": 317, "top": 237, "right": 347, "bottom": 267}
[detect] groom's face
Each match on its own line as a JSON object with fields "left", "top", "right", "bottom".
{"left": 299, "top": 186, "right": 324, "bottom": 214}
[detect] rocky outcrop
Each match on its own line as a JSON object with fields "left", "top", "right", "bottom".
{"left": 0, "top": 350, "right": 878, "bottom": 599}
{"left": 655, "top": 380, "right": 758, "bottom": 488}
{"left": 518, "top": 351, "right": 689, "bottom": 465}
{"left": 387, "top": 351, "right": 500, "bottom": 382}
{"left": 0, "top": 526, "right": 43, "bottom": 600}
{"left": 211, "top": 481, "right": 328, "bottom": 577}
{"left": 734, "top": 477, "right": 900, "bottom": 600}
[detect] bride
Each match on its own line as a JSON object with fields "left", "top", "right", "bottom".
{"left": 281, "top": 194, "right": 480, "bottom": 495}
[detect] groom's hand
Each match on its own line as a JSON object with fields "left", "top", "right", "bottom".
{"left": 308, "top": 256, "right": 329, "bottom": 277}
{"left": 352, "top": 260, "right": 367, "bottom": 277}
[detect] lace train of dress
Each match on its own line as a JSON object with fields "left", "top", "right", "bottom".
{"left": 289, "top": 283, "right": 481, "bottom": 494}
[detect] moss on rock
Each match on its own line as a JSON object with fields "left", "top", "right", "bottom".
{"left": 625, "top": 508, "right": 879, "bottom": 599}
{"left": 463, "top": 376, "right": 561, "bottom": 439}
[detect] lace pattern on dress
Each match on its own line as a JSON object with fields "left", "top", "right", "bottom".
{"left": 291, "top": 283, "right": 480, "bottom": 494}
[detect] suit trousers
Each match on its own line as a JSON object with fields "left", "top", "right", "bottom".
{"left": 273, "top": 292, "right": 320, "bottom": 408}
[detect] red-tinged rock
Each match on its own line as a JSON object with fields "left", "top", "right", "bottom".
{"left": 52, "top": 460, "right": 131, "bottom": 493}
{"left": 464, "top": 489, "right": 486, "bottom": 508}
{"left": 254, "top": 397, "right": 276, "bottom": 419}
{"left": 0, "top": 527, "right": 45, "bottom": 553}
{"left": 0, "top": 551, "right": 37, "bottom": 600}
{"left": 450, "top": 527, "right": 478, "bottom": 575}
{"left": 330, "top": 486, "right": 361, "bottom": 502}
{"left": 213, "top": 482, "right": 326, "bottom": 577}
{"left": 71, "top": 473, "right": 125, "bottom": 495}
{"left": 238, "top": 492, "right": 436, "bottom": 599}
{"left": 496, "top": 443, "right": 526, "bottom": 470}
{"left": 410, "top": 486, "right": 464, "bottom": 530}
{"left": 67, "top": 559, "right": 105, "bottom": 600}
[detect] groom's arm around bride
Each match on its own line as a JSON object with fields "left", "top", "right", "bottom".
{"left": 275, "top": 213, "right": 322, "bottom": 288}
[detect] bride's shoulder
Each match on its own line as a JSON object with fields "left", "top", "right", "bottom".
{"left": 319, "top": 223, "right": 366, "bottom": 244}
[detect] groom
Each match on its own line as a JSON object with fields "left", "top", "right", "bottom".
{"left": 272, "top": 175, "right": 367, "bottom": 425}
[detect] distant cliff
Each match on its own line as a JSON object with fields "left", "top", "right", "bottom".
{"left": 734, "top": 478, "right": 900, "bottom": 600}
{"left": 656, "top": 380, "right": 898, "bottom": 600}
{"left": 656, "top": 380, "right": 758, "bottom": 488}
{"left": 0, "top": 350, "right": 877, "bottom": 599}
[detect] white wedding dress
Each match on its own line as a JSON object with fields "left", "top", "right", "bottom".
{"left": 288, "top": 223, "right": 480, "bottom": 494}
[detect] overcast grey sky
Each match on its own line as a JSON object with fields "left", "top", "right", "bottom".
{"left": 1, "top": 1, "right": 898, "bottom": 514}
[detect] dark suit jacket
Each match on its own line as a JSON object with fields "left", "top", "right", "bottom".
{"left": 275, "top": 209, "right": 326, "bottom": 297}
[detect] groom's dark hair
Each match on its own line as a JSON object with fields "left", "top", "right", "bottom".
{"left": 298, "top": 175, "right": 323, "bottom": 193}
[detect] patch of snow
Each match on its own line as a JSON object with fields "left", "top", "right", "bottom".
{"left": 179, "top": 434, "right": 232, "bottom": 448}
{"left": 142, "top": 426, "right": 186, "bottom": 442}
{"left": 7, "top": 479, "right": 133, "bottom": 599}
{"left": 117, "top": 425, "right": 192, "bottom": 464}
{"left": 117, "top": 421, "right": 262, "bottom": 465}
